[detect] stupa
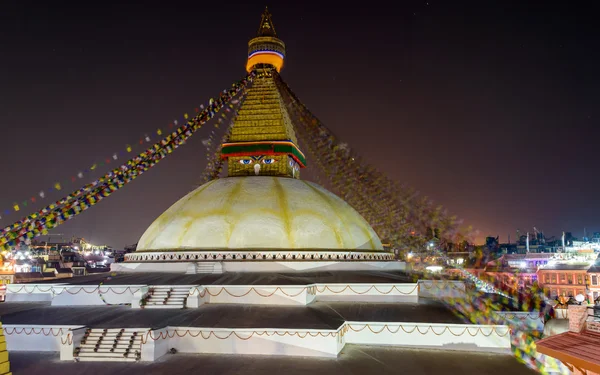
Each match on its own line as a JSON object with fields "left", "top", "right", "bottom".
{"left": 114, "top": 8, "right": 400, "bottom": 274}
{"left": 0, "top": 10, "right": 533, "bottom": 373}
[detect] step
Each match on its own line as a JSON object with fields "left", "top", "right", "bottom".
{"left": 79, "top": 342, "right": 142, "bottom": 353}
{"left": 156, "top": 296, "right": 187, "bottom": 301}
{"left": 85, "top": 333, "right": 140, "bottom": 338}
{"left": 151, "top": 297, "right": 186, "bottom": 301}
{"left": 82, "top": 338, "right": 141, "bottom": 344}
{"left": 146, "top": 301, "right": 184, "bottom": 305}
{"left": 82, "top": 336, "right": 141, "bottom": 342}
{"left": 79, "top": 342, "right": 141, "bottom": 351}
{"left": 81, "top": 336, "right": 142, "bottom": 343}
{"left": 143, "top": 304, "right": 185, "bottom": 309}
{"left": 145, "top": 303, "right": 184, "bottom": 307}
{"left": 76, "top": 351, "right": 139, "bottom": 357}
{"left": 150, "top": 291, "right": 189, "bottom": 296}
{"left": 78, "top": 348, "right": 130, "bottom": 354}
{"left": 78, "top": 356, "right": 137, "bottom": 362}
{"left": 85, "top": 329, "right": 140, "bottom": 334}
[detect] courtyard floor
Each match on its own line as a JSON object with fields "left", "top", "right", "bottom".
{"left": 9, "top": 345, "right": 537, "bottom": 375}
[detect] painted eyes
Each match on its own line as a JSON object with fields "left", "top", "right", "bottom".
{"left": 239, "top": 157, "right": 276, "bottom": 165}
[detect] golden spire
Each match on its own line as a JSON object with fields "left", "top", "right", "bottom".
{"left": 246, "top": 8, "right": 286, "bottom": 73}
{"left": 257, "top": 7, "right": 277, "bottom": 37}
{"left": 221, "top": 10, "right": 305, "bottom": 179}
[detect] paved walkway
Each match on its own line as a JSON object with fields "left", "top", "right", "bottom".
{"left": 28, "top": 270, "right": 415, "bottom": 286}
{"left": 0, "top": 300, "right": 462, "bottom": 329}
{"left": 9, "top": 345, "right": 537, "bottom": 375}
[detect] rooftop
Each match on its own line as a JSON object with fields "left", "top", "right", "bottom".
{"left": 538, "top": 263, "right": 591, "bottom": 271}
{"left": 536, "top": 330, "right": 600, "bottom": 373}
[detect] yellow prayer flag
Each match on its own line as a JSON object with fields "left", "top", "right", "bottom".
{"left": 157, "top": 129, "right": 162, "bottom": 136}
{"left": 54, "top": 182, "right": 62, "bottom": 190}
{"left": 13, "top": 204, "right": 19, "bottom": 212}
{"left": 184, "top": 113, "right": 189, "bottom": 119}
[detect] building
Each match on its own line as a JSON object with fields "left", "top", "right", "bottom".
{"left": 484, "top": 253, "right": 555, "bottom": 291}
{"left": 538, "top": 264, "right": 590, "bottom": 299}
{"left": 588, "top": 260, "right": 600, "bottom": 303}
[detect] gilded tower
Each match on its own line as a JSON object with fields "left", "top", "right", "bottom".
{"left": 221, "top": 8, "right": 306, "bottom": 179}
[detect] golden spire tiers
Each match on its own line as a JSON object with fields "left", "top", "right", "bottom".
{"left": 221, "top": 71, "right": 305, "bottom": 179}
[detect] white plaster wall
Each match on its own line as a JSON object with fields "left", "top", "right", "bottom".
{"left": 114, "top": 261, "right": 405, "bottom": 274}
{"left": 166, "top": 327, "right": 340, "bottom": 358}
{"left": 3, "top": 325, "right": 85, "bottom": 352}
{"left": 495, "top": 312, "right": 545, "bottom": 331}
{"left": 199, "top": 285, "right": 312, "bottom": 306}
{"left": 315, "top": 283, "right": 418, "bottom": 303}
{"left": 344, "top": 322, "right": 511, "bottom": 353}
{"left": 111, "top": 262, "right": 192, "bottom": 273}
{"left": 140, "top": 328, "right": 170, "bottom": 361}
{"left": 51, "top": 285, "right": 143, "bottom": 306}
{"left": 59, "top": 327, "right": 87, "bottom": 360}
{"left": 223, "top": 261, "right": 406, "bottom": 273}
{"left": 6, "top": 283, "right": 62, "bottom": 302}
{"left": 6, "top": 293, "right": 53, "bottom": 302}
{"left": 417, "top": 280, "right": 467, "bottom": 299}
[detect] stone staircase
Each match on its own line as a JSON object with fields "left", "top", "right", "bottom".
{"left": 185, "top": 262, "right": 223, "bottom": 274}
{"left": 74, "top": 328, "right": 143, "bottom": 362}
{"left": 143, "top": 286, "right": 189, "bottom": 309}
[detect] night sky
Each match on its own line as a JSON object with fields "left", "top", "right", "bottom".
{"left": 1, "top": 1, "right": 598, "bottom": 248}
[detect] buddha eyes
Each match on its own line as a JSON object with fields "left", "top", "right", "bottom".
{"left": 239, "top": 158, "right": 276, "bottom": 165}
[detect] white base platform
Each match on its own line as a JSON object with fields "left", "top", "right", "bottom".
{"left": 6, "top": 280, "right": 467, "bottom": 307}
{"left": 111, "top": 260, "right": 406, "bottom": 274}
{"left": 3, "top": 322, "right": 511, "bottom": 361}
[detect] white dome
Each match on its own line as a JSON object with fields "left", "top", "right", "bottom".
{"left": 137, "top": 177, "right": 383, "bottom": 251}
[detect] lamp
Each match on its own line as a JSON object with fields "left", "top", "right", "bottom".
{"left": 575, "top": 294, "right": 586, "bottom": 305}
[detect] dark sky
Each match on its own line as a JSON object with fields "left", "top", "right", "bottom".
{"left": 0, "top": 1, "right": 598, "bottom": 247}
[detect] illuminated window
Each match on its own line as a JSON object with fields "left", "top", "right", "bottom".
{"left": 544, "top": 274, "right": 550, "bottom": 283}
{"left": 551, "top": 274, "right": 557, "bottom": 283}
{"left": 577, "top": 275, "right": 583, "bottom": 285}
{"left": 592, "top": 275, "right": 598, "bottom": 285}
{"left": 560, "top": 273, "right": 566, "bottom": 282}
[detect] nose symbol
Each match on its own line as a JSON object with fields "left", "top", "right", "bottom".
{"left": 254, "top": 163, "right": 261, "bottom": 175}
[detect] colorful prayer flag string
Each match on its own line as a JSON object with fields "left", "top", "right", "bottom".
{"left": 0, "top": 73, "right": 254, "bottom": 249}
